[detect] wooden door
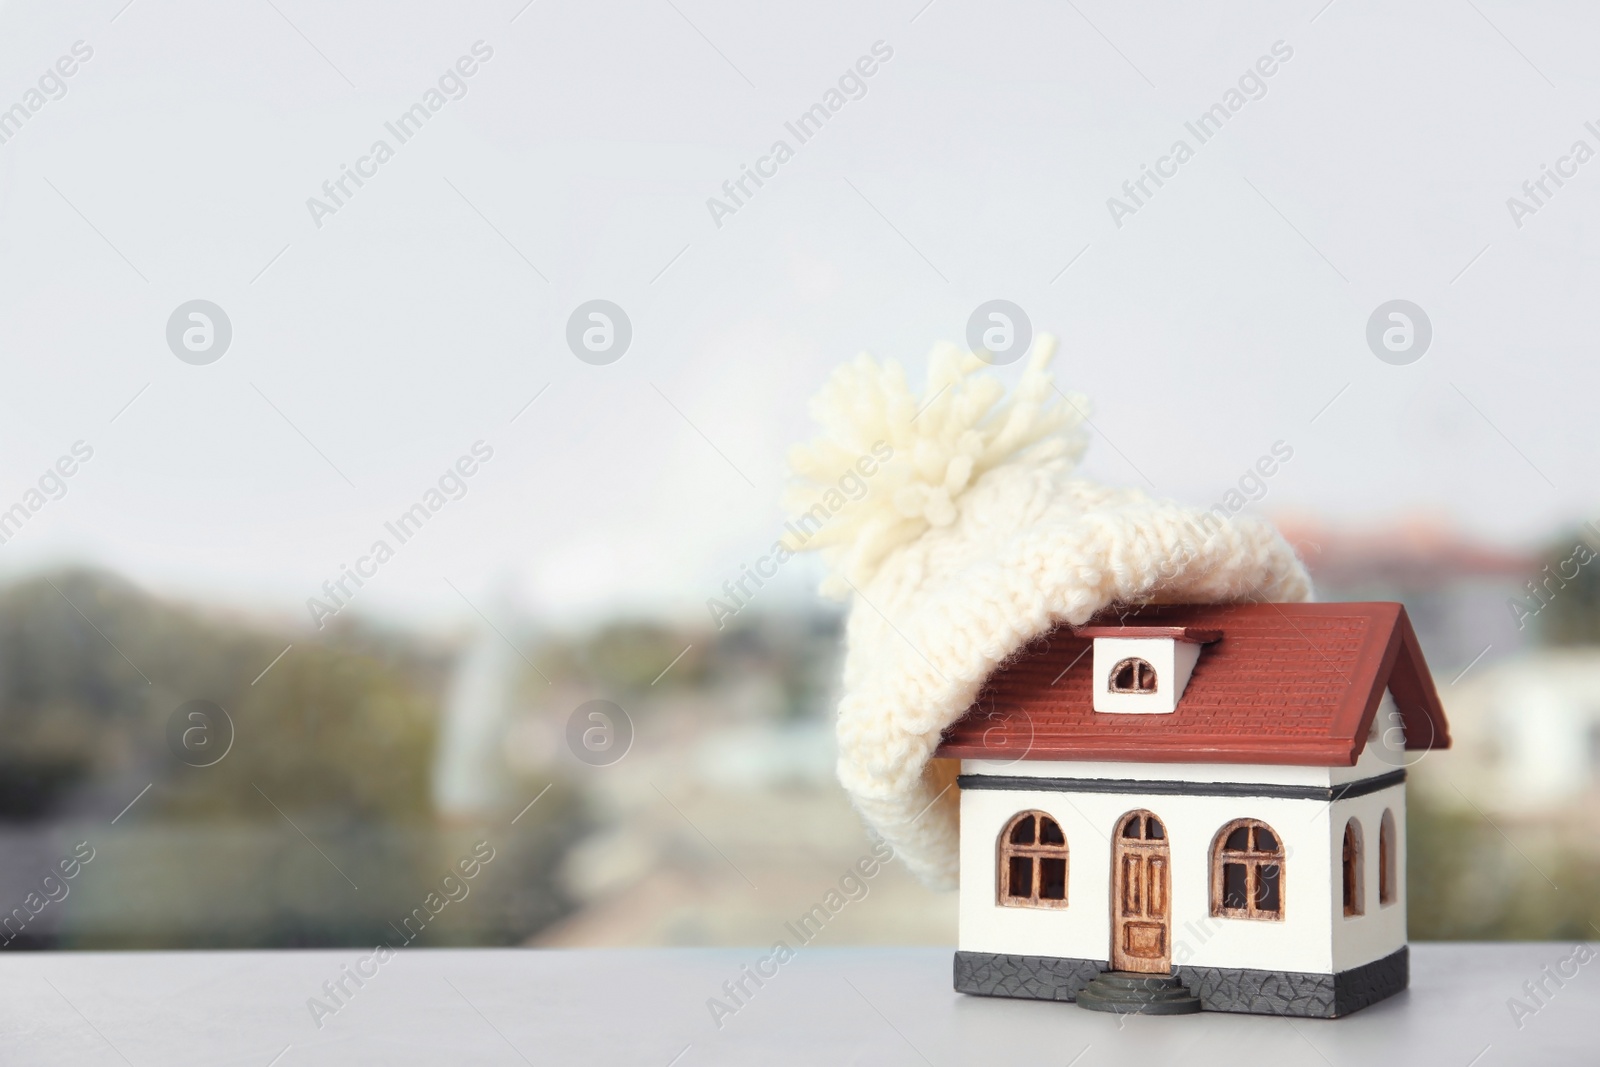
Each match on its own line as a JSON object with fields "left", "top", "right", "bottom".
{"left": 1111, "top": 810, "right": 1171, "bottom": 973}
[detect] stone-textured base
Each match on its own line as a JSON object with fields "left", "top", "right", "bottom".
{"left": 954, "top": 951, "right": 1102, "bottom": 1002}
{"left": 1178, "top": 946, "right": 1408, "bottom": 1018}
{"left": 954, "top": 947, "right": 1409, "bottom": 1018}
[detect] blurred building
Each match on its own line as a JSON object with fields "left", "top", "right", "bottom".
{"left": 1277, "top": 516, "right": 1600, "bottom": 841}
{"left": 1421, "top": 649, "right": 1600, "bottom": 819}
{"left": 1277, "top": 514, "right": 1536, "bottom": 672}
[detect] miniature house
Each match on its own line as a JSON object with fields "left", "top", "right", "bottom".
{"left": 934, "top": 602, "right": 1450, "bottom": 1017}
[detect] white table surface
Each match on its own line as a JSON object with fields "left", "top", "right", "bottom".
{"left": 0, "top": 943, "right": 1587, "bottom": 1065}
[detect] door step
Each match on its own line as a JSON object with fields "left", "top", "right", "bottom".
{"left": 1076, "top": 971, "right": 1202, "bottom": 1015}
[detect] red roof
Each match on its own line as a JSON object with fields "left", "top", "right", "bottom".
{"left": 934, "top": 602, "right": 1450, "bottom": 767}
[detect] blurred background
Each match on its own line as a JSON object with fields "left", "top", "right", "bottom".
{"left": 2, "top": 0, "right": 1599, "bottom": 950}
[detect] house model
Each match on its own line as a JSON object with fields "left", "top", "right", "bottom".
{"left": 934, "top": 601, "right": 1451, "bottom": 1017}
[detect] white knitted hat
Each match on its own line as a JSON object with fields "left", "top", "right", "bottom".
{"left": 784, "top": 338, "right": 1313, "bottom": 889}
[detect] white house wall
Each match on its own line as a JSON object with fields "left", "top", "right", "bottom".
{"left": 1337, "top": 689, "right": 1410, "bottom": 785}
{"left": 963, "top": 756, "right": 1337, "bottom": 788}
{"left": 958, "top": 777, "right": 1407, "bottom": 977}
{"left": 1330, "top": 783, "right": 1407, "bottom": 973}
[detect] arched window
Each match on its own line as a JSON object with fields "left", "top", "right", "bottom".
{"left": 1109, "top": 657, "right": 1158, "bottom": 693}
{"left": 1342, "top": 818, "right": 1365, "bottom": 917}
{"left": 998, "top": 811, "right": 1068, "bottom": 908}
{"left": 1379, "top": 809, "right": 1397, "bottom": 906}
{"left": 1119, "top": 810, "right": 1165, "bottom": 840}
{"left": 1210, "top": 819, "right": 1284, "bottom": 920}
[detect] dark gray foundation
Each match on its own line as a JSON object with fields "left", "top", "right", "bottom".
{"left": 953, "top": 951, "right": 1102, "bottom": 1002}
{"left": 954, "top": 946, "right": 1408, "bottom": 1018}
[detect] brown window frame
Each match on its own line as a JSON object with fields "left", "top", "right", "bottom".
{"left": 1343, "top": 818, "right": 1365, "bottom": 917}
{"left": 1378, "top": 809, "right": 1397, "bottom": 906}
{"left": 1108, "top": 657, "right": 1158, "bottom": 694}
{"left": 1118, "top": 810, "right": 1166, "bottom": 841}
{"left": 998, "top": 811, "right": 1070, "bottom": 909}
{"left": 1209, "top": 818, "right": 1285, "bottom": 921}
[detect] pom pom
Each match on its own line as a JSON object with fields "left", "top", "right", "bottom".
{"left": 784, "top": 335, "right": 1088, "bottom": 596}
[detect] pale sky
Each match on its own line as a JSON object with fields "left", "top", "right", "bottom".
{"left": 0, "top": 0, "right": 1594, "bottom": 631}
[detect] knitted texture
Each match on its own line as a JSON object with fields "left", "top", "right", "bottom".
{"left": 786, "top": 338, "right": 1313, "bottom": 889}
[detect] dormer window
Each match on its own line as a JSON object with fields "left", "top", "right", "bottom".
{"left": 1110, "top": 658, "right": 1158, "bottom": 693}
{"left": 1078, "top": 625, "right": 1221, "bottom": 715}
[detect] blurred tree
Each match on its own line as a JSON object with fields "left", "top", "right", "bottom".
{"left": 1525, "top": 531, "right": 1600, "bottom": 645}
{"left": 1409, "top": 793, "right": 1600, "bottom": 940}
{"left": 577, "top": 620, "right": 703, "bottom": 693}
{"left": 0, "top": 568, "right": 446, "bottom": 823}
{"left": 0, "top": 569, "right": 589, "bottom": 949}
